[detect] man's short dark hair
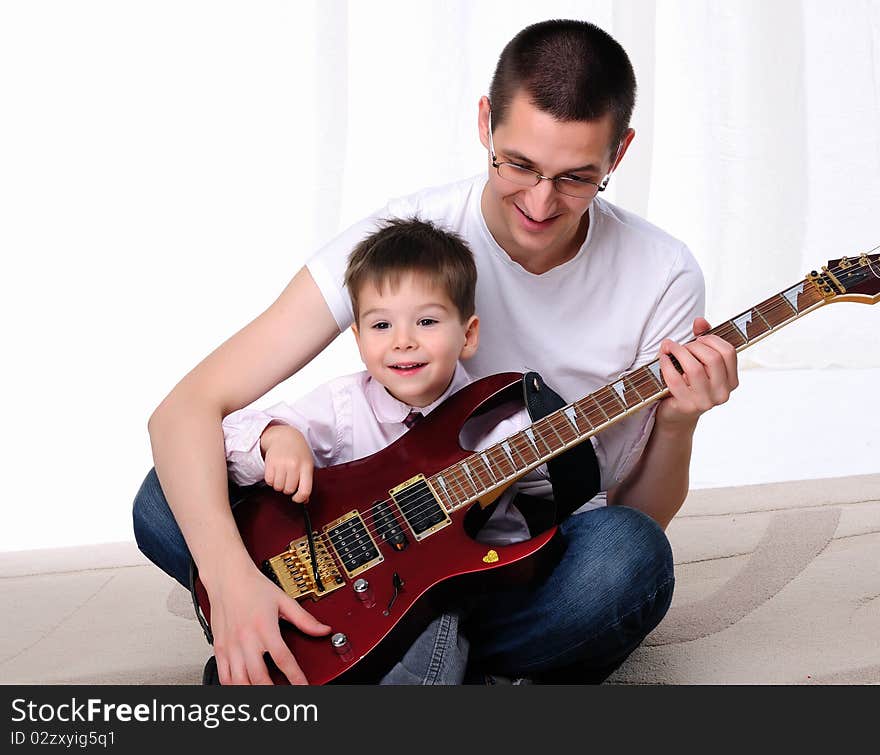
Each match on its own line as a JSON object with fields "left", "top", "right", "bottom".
{"left": 489, "top": 19, "right": 637, "bottom": 151}
{"left": 345, "top": 217, "right": 477, "bottom": 322}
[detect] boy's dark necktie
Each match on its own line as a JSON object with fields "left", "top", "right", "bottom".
{"left": 402, "top": 411, "right": 422, "bottom": 429}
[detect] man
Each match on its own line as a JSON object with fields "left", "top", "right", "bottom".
{"left": 135, "top": 19, "right": 737, "bottom": 685}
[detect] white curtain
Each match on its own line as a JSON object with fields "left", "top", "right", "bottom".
{"left": 1, "top": 2, "right": 877, "bottom": 550}
{"left": 312, "top": 0, "right": 880, "bottom": 368}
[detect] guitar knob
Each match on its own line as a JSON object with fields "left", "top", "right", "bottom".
{"left": 353, "top": 578, "right": 375, "bottom": 606}
{"left": 331, "top": 632, "right": 351, "bottom": 656}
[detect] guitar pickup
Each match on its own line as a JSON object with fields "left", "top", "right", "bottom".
{"left": 323, "top": 511, "right": 385, "bottom": 578}
{"left": 390, "top": 474, "right": 451, "bottom": 541}
{"left": 372, "top": 500, "right": 409, "bottom": 551}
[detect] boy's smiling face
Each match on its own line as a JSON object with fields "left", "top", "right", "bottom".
{"left": 352, "top": 272, "right": 479, "bottom": 408}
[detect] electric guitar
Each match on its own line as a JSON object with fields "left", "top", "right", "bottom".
{"left": 191, "top": 251, "right": 880, "bottom": 684}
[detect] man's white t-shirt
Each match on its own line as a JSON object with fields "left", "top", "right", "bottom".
{"left": 306, "top": 173, "right": 705, "bottom": 513}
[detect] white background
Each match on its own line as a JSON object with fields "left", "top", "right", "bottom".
{"left": 1, "top": 1, "right": 877, "bottom": 553}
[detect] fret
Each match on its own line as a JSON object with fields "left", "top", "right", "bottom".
{"left": 549, "top": 411, "right": 578, "bottom": 444}
{"left": 753, "top": 307, "right": 773, "bottom": 335}
{"left": 571, "top": 402, "right": 594, "bottom": 433}
{"left": 583, "top": 394, "right": 610, "bottom": 424}
{"left": 731, "top": 311, "right": 752, "bottom": 341}
{"left": 444, "top": 483, "right": 462, "bottom": 511}
{"left": 459, "top": 462, "right": 476, "bottom": 491}
{"left": 469, "top": 454, "right": 493, "bottom": 490}
{"left": 732, "top": 309, "right": 770, "bottom": 341}
{"left": 447, "top": 467, "right": 471, "bottom": 504}
{"left": 531, "top": 422, "right": 556, "bottom": 456}
{"left": 511, "top": 432, "right": 541, "bottom": 467}
{"left": 505, "top": 437, "right": 529, "bottom": 471}
{"left": 608, "top": 379, "right": 625, "bottom": 406}
{"left": 541, "top": 415, "right": 568, "bottom": 450}
{"left": 433, "top": 473, "right": 462, "bottom": 507}
{"left": 628, "top": 367, "right": 659, "bottom": 401}
{"left": 798, "top": 283, "right": 824, "bottom": 311}
{"left": 500, "top": 440, "right": 517, "bottom": 469}
{"left": 780, "top": 283, "right": 802, "bottom": 315}
{"left": 716, "top": 322, "right": 746, "bottom": 348}
{"left": 593, "top": 389, "right": 618, "bottom": 421}
{"left": 488, "top": 444, "right": 516, "bottom": 479}
{"left": 523, "top": 427, "right": 542, "bottom": 456}
{"left": 619, "top": 375, "right": 644, "bottom": 409}
{"left": 478, "top": 452, "right": 498, "bottom": 484}
{"left": 561, "top": 405, "right": 579, "bottom": 432}
{"left": 575, "top": 396, "right": 605, "bottom": 429}
{"left": 646, "top": 360, "right": 665, "bottom": 390}
{"left": 453, "top": 462, "right": 479, "bottom": 499}
{"left": 758, "top": 297, "right": 789, "bottom": 328}
{"left": 599, "top": 386, "right": 625, "bottom": 415}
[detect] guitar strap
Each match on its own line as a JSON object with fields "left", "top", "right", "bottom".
{"left": 511, "top": 371, "right": 602, "bottom": 536}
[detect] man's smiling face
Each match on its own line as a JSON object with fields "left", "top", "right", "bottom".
{"left": 479, "top": 89, "right": 631, "bottom": 274}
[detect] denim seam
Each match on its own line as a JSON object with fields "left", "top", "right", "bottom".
{"left": 422, "top": 613, "right": 456, "bottom": 685}
{"left": 516, "top": 574, "right": 675, "bottom": 674}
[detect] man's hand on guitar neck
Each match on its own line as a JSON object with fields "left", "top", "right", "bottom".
{"left": 607, "top": 317, "right": 739, "bottom": 529}
{"left": 656, "top": 316, "right": 739, "bottom": 427}
{"left": 205, "top": 552, "right": 331, "bottom": 685}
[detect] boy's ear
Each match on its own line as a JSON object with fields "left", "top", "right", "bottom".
{"left": 459, "top": 315, "right": 480, "bottom": 360}
{"left": 350, "top": 322, "right": 361, "bottom": 347}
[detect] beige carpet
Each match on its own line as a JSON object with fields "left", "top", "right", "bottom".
{"left": 2, "top": 473, "right": 878, "bottom": 685}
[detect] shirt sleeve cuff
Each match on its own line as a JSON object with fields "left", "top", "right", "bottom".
{"left": 222, "top": 410, "right": 280, "bottom": 487}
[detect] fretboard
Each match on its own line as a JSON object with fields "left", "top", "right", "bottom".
{"left": 427, "top": 275, "right": 828, "bottom": 512}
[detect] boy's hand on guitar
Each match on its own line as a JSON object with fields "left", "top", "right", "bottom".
{"left": 208, "top": 556, "right": 331, "bottom": 685}
{"left": 655, "top": 317, "right": 739, "bottom": 428}
{"left": 260, "top": 424, "right": 315, "bottom": 503}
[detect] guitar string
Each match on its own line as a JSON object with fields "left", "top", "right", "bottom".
{"left": 354, "top": 256, "right": 880, "bottom": 542}
{"left": 365, "top": 251, "right": 880, "bottom": 531}
{"left": 354, "top": 280, "right": 861, "bottom": 541}
{"left": 299, "top": 254, "right": 880, "bottom": 566}
{"left": 354, "top": 285, "right": 823, "bottom": 532}
{"left": 305, "top": 287, "right": 880, "bottom": 572}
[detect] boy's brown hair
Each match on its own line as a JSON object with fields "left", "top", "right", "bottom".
{"left": 345, "top": 217, "right": 477, "bottom": 322}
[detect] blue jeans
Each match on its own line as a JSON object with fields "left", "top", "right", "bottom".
{"left": 132, "top": 468, "right": 674, "bottom": 684}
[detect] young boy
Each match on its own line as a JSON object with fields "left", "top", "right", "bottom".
{"left": 222, "top": 217, "right": 557, "bottom": 553}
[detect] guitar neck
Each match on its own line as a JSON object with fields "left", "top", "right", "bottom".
{"left": 429, "top": 273, "right": 834, "bottom": 512}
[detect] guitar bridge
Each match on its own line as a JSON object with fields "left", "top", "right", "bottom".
{"left": 263, "top": 534, "right": 346, "bottom": 601}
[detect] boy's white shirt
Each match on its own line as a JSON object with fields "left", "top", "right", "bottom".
{"left": 222, "top": 363, "right": 595, "bottom": 545}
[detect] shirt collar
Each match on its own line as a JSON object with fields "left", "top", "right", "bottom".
{"left": 366, "top": 362, "right": 473, "bottom": 424}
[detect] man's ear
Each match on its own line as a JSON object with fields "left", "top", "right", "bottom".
{"left": 611, "top": 127, "right": 636, "bottom": 171}
{"left": 459, "top": 315, "right": 480, "bottom": 360}
{"left": 477, "top": 96, "right": 491, "bottom": 151}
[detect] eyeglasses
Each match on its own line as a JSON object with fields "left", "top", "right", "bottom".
{"left": 487, "top": 111, "right": 620, "bottom": 200}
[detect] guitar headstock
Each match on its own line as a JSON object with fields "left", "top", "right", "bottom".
{"left": 810, "top": 252, "right": 880, "bottom": 305}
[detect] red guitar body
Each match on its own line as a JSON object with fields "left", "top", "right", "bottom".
{"left": 192, "top": 372, "right": 559, "bottom": 685}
